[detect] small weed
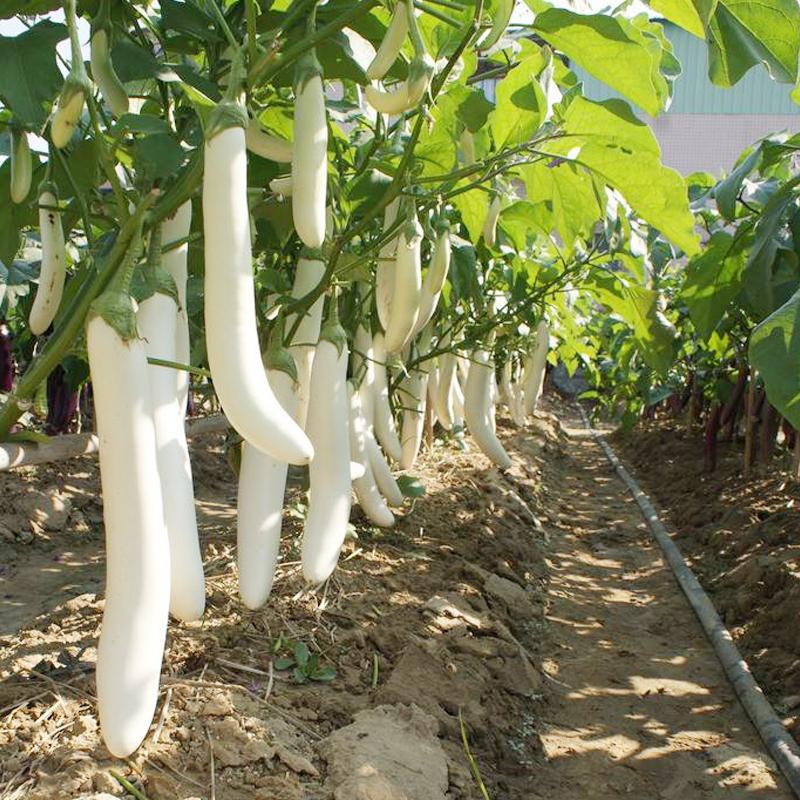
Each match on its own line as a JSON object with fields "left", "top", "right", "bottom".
{"left": 273, "top": 638, "right": 337, "bottom": 684}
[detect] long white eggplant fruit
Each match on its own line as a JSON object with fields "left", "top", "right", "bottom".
{"left": 138, "top": 272, "right": 204, "bottom": 623}
{"left": 237, "top": 368, "right": 297, "bottom": 609}
{"left": 301, "top": 324, "right": 352, "bottom": 583}
{"left": 203, "top": 111, "right": 313, "bottom": 465}
{"left": 287, "top": 253, "right": 325, "bottom": 430}
{"left": 371, "top": 332, "right": 402, "bottom": 462}
{"left": 348, "top": 383, "right": 394, "bottom": 527}
{"left": 464, "top": 350, "right": 512, "bottom": 469}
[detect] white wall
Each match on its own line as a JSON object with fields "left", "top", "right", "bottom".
{"left": 648, "top": 113, "right": 800, "bottom": 177}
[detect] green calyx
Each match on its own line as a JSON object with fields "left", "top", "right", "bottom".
{"left": 207, "top": 51, "right": 248, "bottom": 140}
{"left": 64, "top": 0, "right": 91, "bottom": 88}
{"left": 264, "top": 344, "right": 299, "bottom": 383}
{"left": 58, "top": 70, "right": 92, "bottom": 109}
{"left": 37, "top": 179, "right": 58, "bottom": 199}
{"left": 206, "top": 97, "right": 249, "bottom": 141}
{"left": 136, "top": 226, "right": 179, "bottom": 305}
{"left": 408, "top": 54, "right": 434, "bottom": 89}
{"left": 294, "top": 49, "right": 323, "bottom": 95}
{"left": 319, "top": 291, "right": 347, "bottom": 355}
{"left": 89, "top": 288, "right": 139, "bottom": 342}
{"left": 88, "top": 222, "right": 144, "bottom": 342}
{"left": 264, "top": 313, "right": 299, "bottom": 383}
{"left": 319, "top": 317, "right": 348, "bottom": 356}
{"left": 405, "top": 0, "right": 428, "bottom": 58}
{"left": 91, "top": 0, "right": 112, "bottom": 33}
{"left": 401, "top": 201, "right": 423, "bottom": 245}
{"left": 301, "top": 245, "right": 324, "bottom": 261}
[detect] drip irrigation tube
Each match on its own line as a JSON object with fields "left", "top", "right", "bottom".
{"left": 580, "top": 408, "right": 800, "bottom": 798}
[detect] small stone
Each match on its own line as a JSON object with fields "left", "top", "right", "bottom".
{"left": 0, "top": 523, "right": 15, "bottom": 543}
{"left": 201, "top": 692, "right": 234, "bottom": 716}
{"left": 19, "top": 489, "right": 72, "bottom": 531}
{"left": 276, "top": 744, "right": 319, "bottom": 776}
{"left": 92, "top": 771, "right": 120, "bottom": 795}
{"left": 424, "top": 594, "right": 488, "bottom": 629}
{"left": 18, "top": 527, "right": 35, "bottom": 544}
{"left": 71, "top": 510, "right": 91, "bottom": 533}
{"left": 74, "top": 794, "right": 120, "bottom": 800}
{"left": 334, "top": 770, "right": 404, "bottom": 800}
{"left": 492, "top": 650, "right": 542, "bottom": 698}
{"left": 321, "top": 704, "right": 447, "bottom": 800}
{"left": 484, "top": 573, "right": 536, "bottom": 617}
{"left": 451, "top": 635, "right": 504, "bottom": 659}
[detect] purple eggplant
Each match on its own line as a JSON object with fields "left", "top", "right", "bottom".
{"left": 0, "top": 324, "right": 13, "bottom": 393}
{"left": 45, "top": 364, "right": 79, "bottom": 434}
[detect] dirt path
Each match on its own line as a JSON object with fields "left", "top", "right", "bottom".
{"left": 534, "top": 411, "right": 792, "bottom": 798}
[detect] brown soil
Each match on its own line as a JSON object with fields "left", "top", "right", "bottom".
{"left": 613, "top": 417, "right": 800, "bottom": 741}
{"left": 0, "top": 419, "right": 550, "bottom": 799}
{"left": 0, "top": 401, "right": 792, "bottom": 799}
{"left": 537, "top": 408, "right": 791, "bottom": 797}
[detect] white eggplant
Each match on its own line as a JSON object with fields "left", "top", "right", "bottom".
{"left": 349, "top": 383, "right": 394, "bottom": 527}
{"left": 270, "top": 175, "right": 293, "bottom": 196}
{"left": 411, "top": 228, "right": 451, "bottom": 337}
{"left": 10, "top": 129, "right": 31, "bottom": 204}
{"left": 88, "top": 281, "right": 169, "bottom": 757}
{"left": 366, "top": 2, "right": 409, "bottom": 81}
{"left": 371, "top": 333, "right": 402, "bottom": 462}
{"left": 365, "top": 55, "right": 433, "bottom": 115}
{"left": 399, "top": 369, "right": 428, "bottom": 470}
{"left": 137, "top": 281, "right": 204, "bottom": 622}
{"left": 29, "top": 187, "right": 66, "bottom": 335}
{"left": 479, "top": 0, "right": 515, "bottom": 51}
{"left": 301, "top": 330, "right": 352, "bottom": 583}
{"left": 245, "top": 118, "right": 293, "bottom": 162}
{"left": 237, "top": 368, "right": 296, "bottom": 609}
{"left": 375, "top": 197, "right": 401, "bottom": 331}
{"left": 287, "top": 254, "right": 325, "bottom": 430}
{"left": 524, "top": 320, "right": 549, "bottom": 415}
{"left": 384, "top": 220, "right": 422, "bottom": 354}
{"left": 204, "top": 120, "right": 313, "bottom": 465}
{"left": 292, "top": 59, "right": 327, "bottom": 248}
{"left": 482, "top": 195, "right": 501, "bottom": 248}
{"left": 162, "top": 201, "right": 192, "bottom": 411}
{"left": 90, "top": 27, "right": 129, "bottom": 117}
{"left": 434, "top": 349, "right": 456, "bottom": 431}
{"left": 464, "top": 350, "right": 512, "bottom": 469}
{"left": 365, "top": 434, "right": 404, "bottom": 507}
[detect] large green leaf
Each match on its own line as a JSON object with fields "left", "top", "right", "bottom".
{"left": 680, "top": 230, "right": 748, "bottom": 339}
{"left": 521, "top": 160, "right": 602, "bottom": 250}
{"left": 488, "top": 43, "right": 547, "bottom": 148}
{"left": 415, "top": 88, "right": 460, "bottom": 178}
{"left": 451, "top": 186, "right": 490, "bottom": 244}
{"left": 545, "top": 97, "right": 699, "bottom": 255}
{"left": 161, "top": 0, "right": 221, "bottom": 41}
{"left": 533, "top": 9, "right": 670, "bottom": 116}
{"left": 646, "top": 0, "right": 717, "bottom": 37}
{"left": 498, "top": 200, "right": 552, "bottom": 250}
{"left": 0, "top": 0, "right": 60, "bottom": 18}
{"left": 589, "top": 273, "right": 676, "bottom": 375}
{"left": 707, "top": 0, "right": 800, "bottom": 86}
{"left": 0, "top": 20, "right": 68, "bottom": 125}
{"left": 747, "top": 174, "right": 800, "bottom": 270}
{"left": 715, "top": 143, "right": 762, "bottom": 220}
{"left": 750, "top": 287, "right": 800, "bottom": 427}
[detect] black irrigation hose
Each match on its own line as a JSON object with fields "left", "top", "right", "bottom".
{"left": 579, "top": 407, "right": 800, "bottom": 798}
